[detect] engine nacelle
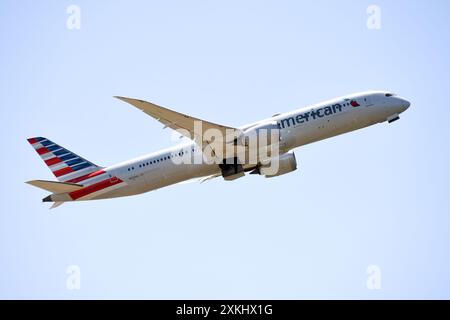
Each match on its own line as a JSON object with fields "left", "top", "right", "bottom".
{"left": 256, "top": 151, "right": 297, "bottom": 178}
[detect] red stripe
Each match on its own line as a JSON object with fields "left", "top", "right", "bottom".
{"left": 69, "top": 177, "right": 123, "bottom": 200}
{"left": 67, "top": 169, "right": 106, "bottom": 184}
{"left": 36, "top": 147, "right": 49, "bottom": 155}
{"left": 27, "top": 138, "right": 38, "bottom": 144}
{"left": 53, "top": 166, "right": 74, "bottom": 177}
{"left": 45, "top": 157, "right": 62, "bottom": 166}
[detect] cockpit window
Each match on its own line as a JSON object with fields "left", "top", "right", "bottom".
{"left": 385, "top": 93, "right": 395, "bottom": 97}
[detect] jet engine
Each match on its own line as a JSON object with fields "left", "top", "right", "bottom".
{"left": 250, "top": 151, "right": 297, "bottom": 178}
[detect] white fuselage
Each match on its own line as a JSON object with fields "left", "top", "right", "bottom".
{"left": 87, "top": 91, "right": 410, "bottom": 200}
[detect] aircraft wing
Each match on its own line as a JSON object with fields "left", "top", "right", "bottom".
{"left": 115, "top": 96, "right": 242, "bottom": 144}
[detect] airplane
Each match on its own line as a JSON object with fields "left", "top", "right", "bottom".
{"left": 26, "top": 91, "right": 410, "bottom": 208}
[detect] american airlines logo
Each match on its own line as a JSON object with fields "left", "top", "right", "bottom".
{"left": 278, "top": 103, "right": 346, "bottom": 129}
{"left": 350, "top": 100, "right": 360, "bottom": 107}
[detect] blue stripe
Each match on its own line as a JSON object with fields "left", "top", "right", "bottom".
{"left": 53, "top": 149, "right": 70, "bottom": 156}
{"left": 47, "top": 145, "right": 61, "bottom": 151}
{"left": 40, "top": 140, "right": 54, "bottom": 146}
{"left": 66, "top": 158, "right": 84, "bottom": 166}
{"left": 72, "top": 162, "right": 92, "bottom": 171}
{"left": 59, "top": 154, "right": 78, "bottom": 161}
{"left": 55, "top": 152, "right": 71, "bottom": 158}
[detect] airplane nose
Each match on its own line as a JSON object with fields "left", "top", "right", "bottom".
{"left": 397, "top": 97, "right": 410, "bottom": 111}
{"left": 403, "top": 99, "right": 411, "bottom": 109}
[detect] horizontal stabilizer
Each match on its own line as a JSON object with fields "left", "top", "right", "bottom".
{"left": 26, "top": 180, "right": 84, "bottom": 193}
{"left": 50, "top": 202, "right": 64, "bottom": 209}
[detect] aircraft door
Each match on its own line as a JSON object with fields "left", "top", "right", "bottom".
{"left": 364, "top": 95, "right": 374, "bottom": 107}
{"left": 109, "top": 173, "right": 119, "bottom": 183}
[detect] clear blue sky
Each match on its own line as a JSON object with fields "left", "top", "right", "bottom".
{"left": 1, "top": 0, "right": 449, "bottom": 299}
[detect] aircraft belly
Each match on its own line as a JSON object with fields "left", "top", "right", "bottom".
{"left": 138, "top": 162, "right": 219, "bottom": 193}
{"left": 161, "top": 162, "right": 218, "bottom": 184}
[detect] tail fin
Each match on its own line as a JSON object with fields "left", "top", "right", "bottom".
{"left": 27, "top": 137, "right": 102, "bottom": 183}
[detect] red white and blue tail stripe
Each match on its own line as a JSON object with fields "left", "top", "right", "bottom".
{"left": 27, "top": 137, "right": 102, "bottom": 183}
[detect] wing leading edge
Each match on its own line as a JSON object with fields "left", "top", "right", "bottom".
{"left": 114, "top": 96, "right": 242, "bottom": 144}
